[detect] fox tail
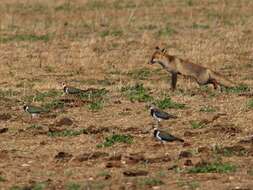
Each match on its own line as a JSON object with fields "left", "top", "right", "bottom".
{"left": 209, "top": 70, "right": 235, "bottom": 88}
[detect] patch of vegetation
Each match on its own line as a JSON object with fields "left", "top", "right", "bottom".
{"left": 155, "top": 97, "right": 185, "bottom": 109}
{"left": 79, "top": 88, "right": 108, "bottom": 100}
{"left": 0, "top": 89, "right": 20, "bottom": 98}
{"left": 0, "top": 34, "right": 51, "bottom": 43}
{"left": 177, "top": 180, "right": 200, "bottom": 190}
{"left": 10, "top": 182, "right": 47, "bottom": 190}
{"left": 48, "top": 129, "right": 86, "bottom": 137}
{"left": 190, "top": 121, "right": 206, "bottom": 129}
{"left": 127, "top": 68, "right": 152, "bottom": 80}
{"left": 139, "top": 24, "right": 157, "bottom": 31}
{"left": 99, "top": 29, "right": 123, "bottom": 38}
{"left": 188, "top": 162, "right": 236, "bottom": 173}
{"left": 44, "top": 65, "right": 55, "bottom": 73}
{"left": 213, "top": 145, "right": 248, "bottom": 157}
{"left": 79, "top": 88, "right": 108, "bottom": 111}
{"left": 223, "top": 84, "right": 250, "bottom": 94}
{"left": 192, "top": 23, "right": 209, "bottom": 29}
{"left": 199, "top": 105, "right": 216, "bottom": 112}
{"left": 121, "top": 83, "right": 153, "bottom": 102}
{"left": 66, "top": 182, "right": 81, "bottom": 190}
{"left": 157, "top": 23, "right": 176, "bottom": 36}
{"left": 23, "top": 89, "right": 62, "bottom": 103}
{"left": 112, "top": 0, "right": 136, "bottom": 9}
{"left": 85, "top": 0, "right": 108, "bottom": 10}
{"left": 55, "top": 2, "right": 73, "bottom": 11}
{"left": 185, "top": 0, "right": 193, "bottom": 6}
{"left": 88, "top": 100, "right": 104, "bottom": 111}
{"left": 97, "top": 134, "right": 133, "bottom": 148}
{"left": 10, "top": 186, "right": 23, "bottom": 190}
{"left": 0, "top": 176, "right": 5, "bottom": 182}
{"left": 27, "top": 124, "right": 43, "bottom": 130}
{"left": 247, "top": 168, "right": 253, "bottom": 176}
{"left": 138, "top": 178, "right": 164, "bottom": 187}
{"left": 247, "top": 99, "right": 253, "bottom": 109}
{"left": 43, "top": 99, "right": 65, "bottom": 111}
{"left": 97, "top": 171, "right": 111, "bottom": 177}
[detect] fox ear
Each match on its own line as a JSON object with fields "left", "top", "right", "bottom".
{"left": 155, "top": 46, "right": 160, "bottom": 50}
{"left": 161, "top": 48, "right": 167, "bottom": 53}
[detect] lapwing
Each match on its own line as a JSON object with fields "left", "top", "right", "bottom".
{"left": 23, "top": 105, "right": 47, "bottom": 118}
{"left": 150, "top": 106, "right": 177, "bottom": 126}
{"left": 62, "top": 83, "right": 84, "bottom": 95}
{"left": 153, "top": 128, "right": 184, "bottom": 143}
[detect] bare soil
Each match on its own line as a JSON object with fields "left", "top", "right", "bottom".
{"left": 0, "top": 0, "right": 253, "bottom": 189}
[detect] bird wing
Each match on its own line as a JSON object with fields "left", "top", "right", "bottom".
{"left": 159, "top": 131, "right": 184, "bottom": 142}
{"left": 68, "top": 86, "right": 83, "bottom": 94}
{"left": 154, "top": 109, "right": 177, "bottom": 120}
{"left": 28, "top": 106, "right": 45, "bottom": 113}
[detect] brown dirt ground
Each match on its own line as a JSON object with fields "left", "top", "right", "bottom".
{"left": 0, "top": 0, "right": 253, "bottom": 189}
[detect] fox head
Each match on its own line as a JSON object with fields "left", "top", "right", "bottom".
{"left": 148, "top": 46, "right": 168, "bottom": 65}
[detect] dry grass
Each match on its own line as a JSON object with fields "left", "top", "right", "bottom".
{"left": 0, "top": 0, "right": 253, "bottom": 189}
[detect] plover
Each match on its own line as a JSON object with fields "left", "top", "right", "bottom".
{"left": 62, "top": 83, "right": 84, "bottom": 95}
{"left": 150, "top": 106, "right": 177, "bottom": 126}
{"left": 23, "top": 105, "right": 47, "bottom": 118}
{"left": 153, "top": 128, "right": 184, "bottom": 143}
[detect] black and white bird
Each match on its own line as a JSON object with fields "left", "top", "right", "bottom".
{"left": 23, "top": 105, "right": 47, "bottom": 118}
{"left": 150, "top": 106, "right": 177, "bottom": 125}
{"left": 153, "top": 128, "right": 184, "bottom": 143}
{"left": 62, "top": 83, "right": 85, "bottom": 95}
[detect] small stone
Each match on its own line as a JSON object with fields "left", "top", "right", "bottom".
{"left": 179, "top": 151, "right": 192, "bottom": 159}
{"left": 123, "top": 169, "right": 148, "bottom": 177}
{"left": 0, "top": 128, "right": 8, "bottom": 134}
{"left": 184, "top": 159, "right": 193, "bottom": 166}
{"left": 55, "top": 117, "right": 73, "bottom": 127}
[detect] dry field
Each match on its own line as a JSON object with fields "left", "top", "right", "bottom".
{"left": 0, "top": 0, "right": 253, "bottom": 189}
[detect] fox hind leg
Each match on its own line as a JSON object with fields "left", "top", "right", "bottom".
{"left": 171, "top": 73, "right": 177, "bottom": 91}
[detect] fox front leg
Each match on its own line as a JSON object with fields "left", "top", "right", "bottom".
{"left": 171, "top": 73, "right": 178, "bottom": 91}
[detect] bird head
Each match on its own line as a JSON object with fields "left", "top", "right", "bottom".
{"left": 61, "top": 82, "right": 68, "bottom": 93}
{"left": 23, "top": 105, "right": 28, "bottom": 111}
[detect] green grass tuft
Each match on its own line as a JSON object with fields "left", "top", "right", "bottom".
{"left": 0, "top": 34, "right": 51, "bottom": 43}
{"left": 23, "top": 89, "right": 63, "bottom": 103}
{"left": 199, "top": 106, "right": 216, "bottom": 112}
{"left": 27, "top": 124, "right": 43, "bottom": 130}
{"left": 138, "top": 178, "right": 164, "bottom": 187}
{"left": 78, "top": 88, "right": 108, "bottom": 111}
{"left": 192, "top": 23, "right": 209, "bottom": 29}
{"left": 213, "top": 145, "right": 248, "bottom": 157}
{"left": 0, "top": 176, "right": 5, "bottom": 182}
{"left": 188, "top": 162, "right": 236, "bottom": 173}
{"left": 157, "top": 23, "right": 176, "bottom": 36}
{"left": 48, "top": 129, "right": 86, "bottom": 137}
{"left": 155, "top": 97, "right": 185, "bottom": 109}
{"left": 97, "top": 134, "right": 133, "bottom": 148}
{"left": 247, "top": 98, "right": 253, "bottom": 109}
{"left": 190, "top": 121, "right": 206, "bottom": 129}
{"left": 66, "top": 182, "right": 81, "bottom": 190}
{"left": 223, "top": 84, "right": 250, "bottom": 94}
{"left": 0, "top": 89, "right": 20, "bottom": 98}
{"left": 100, "top": 29, "right": 123, "bottom": 37}
{"left": 88, "top": 100, "right": 104, "bottom": 111}
{"left": 121, "top": 83, "right": 153, "bottom": 102}
{"left": 177, "top": 180, "right": 199, "bottom": 190}
{"left": 43, "top": 99, "right": 65, "bottom": 111}
{"left": 127, "top": 68, "right": 152, "bottom": 80}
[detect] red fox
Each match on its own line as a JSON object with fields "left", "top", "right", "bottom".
{"left": 148, "top": 47, "right": 235, "bottom": 90}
